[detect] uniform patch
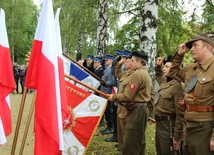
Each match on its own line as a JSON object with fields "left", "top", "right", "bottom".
{"left": 129, "top": 83, "right": 136, "bottom": 92}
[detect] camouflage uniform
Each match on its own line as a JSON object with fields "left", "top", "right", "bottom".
{"left": 169, "top": 53, "right": 214, "bottom": 155}
{"left": 112, "top": 66, "right": 152, "bottom": 155}
{"left": 154, "top": 64, "right": 184, "bottom": 155}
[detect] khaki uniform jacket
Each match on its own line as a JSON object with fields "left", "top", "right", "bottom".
{"left": 115, "top": 63, "right": 134, "bottom": 119}
{"left": 169, "top": 53, "right": 214, "bottom": 140}
{"left": 112, "top": 66, "right": 152, "bottom": 103}
{"left": 155, "top": 65, "right": 184, "bottom": 142}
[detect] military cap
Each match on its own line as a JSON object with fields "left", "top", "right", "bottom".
{"left": 132, "top": 51, "right": 148, "bottom": 62}
{"left": 185, "top": 32, "right": 214, "bottom": 48}
{"left": 105, "top": 54, "right": 115, "bottom": 60}
{"left": 123, "top": 50, "right": 131, "bottom": 57}
{"left": 86, "top": 55, "right": 94, "bottom": 59}
{"left": 94, "top": 57, "right": 102, "bottom": 63}
{"left": 116, "top": 49, "right": 124, "bottom": 55}
{"left": 163, "top": 55, "right": 173, "bottom": 64}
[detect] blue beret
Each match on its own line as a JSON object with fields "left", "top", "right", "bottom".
{"left": 116, "top": 49, "right": 124, "bottom": 55}
{"left": 86, "top": 55, "right": 94, "bottom": 59}
{"left": 105, "top": 54, "right": 115, "bottom": 60}
{"left": 123, "top": 50, "right": 131, "bottom": 57}
{"left": 94, "top": 57, "right": 102, "bottom": 63}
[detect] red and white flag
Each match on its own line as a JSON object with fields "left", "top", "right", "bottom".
{"left": 0, "top": 8, "right": 16, "bottom": 145}
{"left": 62, "top": 81, "right": 107, "bottom": 155}
{"left": 24, "top": 0, "right": 66, "bottom": 154}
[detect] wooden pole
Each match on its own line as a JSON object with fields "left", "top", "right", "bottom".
{"left": 65, "top": 74, "right": 108, "bottom": 98}
{"left": 11, "top": 88, "right": 28, "bottom": 155}
{"left": 65, "top": 74, "right": 156, "bottom": 123}
{"left": 63, "top": 52, "right": 103, "bottom": 82}
{"left": 18, "top": 91, "right": 36, "bottom": 155}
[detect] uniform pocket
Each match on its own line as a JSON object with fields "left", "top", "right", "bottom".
{"left": 197, "top": 76, "right": 214, "bottom": 97}
{"left": 159, "top": 91, "right": 174, "bottom": 108}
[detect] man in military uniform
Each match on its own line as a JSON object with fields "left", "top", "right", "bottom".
{"left": 112, "top": 53, "right": 134, "bottom": 153}
{"left": 155, "top": 55, "right": 184, "bottom": 155}
{"left": 108, "top": 51, "right": 153, "bottom": 155}
{"left": 169, "top": 32, "right": 214, "bottom": 155}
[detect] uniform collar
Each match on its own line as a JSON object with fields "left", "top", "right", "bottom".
{"left": 198, "top": 56, "right": 214, "bottom": 71}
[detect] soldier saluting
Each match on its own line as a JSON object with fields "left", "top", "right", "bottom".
{"left": 108, "top": 51, "right": 153, "bottom": 155}
{"left": 169, "top": 32, "right": 214, "bottom": 155}
{"left": 154, "top": 55, "right": 184, "bottom": 155}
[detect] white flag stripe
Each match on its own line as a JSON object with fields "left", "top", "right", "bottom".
{"left": 0, "top": 9, "right": 9, "bottom": 48}
{"left": 54, "top": 7, "right": 64, "bottom": 150}
{"left": 74, "top": 94, "right": 107, "bottom": 118}
{"left": 0, "top": 117, "right": 6, "bottom": 144}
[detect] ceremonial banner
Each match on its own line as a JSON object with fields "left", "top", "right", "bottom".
{"left": 62, "top": 55, "right": 100, "bottom": 91}
{"left": 0, "top": 8, "right": 16, "bottom": 145}
{"left": 24, "top": 0, "right": 66, "bottom": 154}
{"left": 62, "top": 81, "right": 107, "bottom": 154}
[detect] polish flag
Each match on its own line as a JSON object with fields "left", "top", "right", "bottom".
{"left": 24, "top": 0, "right": 65, "bottom": 154}
{"left": 0, "top": 8, "right": 16, "bottom": 145}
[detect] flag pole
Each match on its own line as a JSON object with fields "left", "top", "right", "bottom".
{"left": 65, "top": 74, "right": 108, "bottom": 98}
{"left": 65, "top": 74, "right": 156, "bottom": 123}
{"left": 63, "top": 53, "right": 103, "bottom": 82}
{"left": 11, "top": 88, "right": 28, "bottom": 155}
{"left": 18, "top": 91, "right": 36, "bottom": 155}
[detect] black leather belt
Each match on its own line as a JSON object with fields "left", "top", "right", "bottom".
{"left": 155, "top": 115, "right": 176, "bottom": 121}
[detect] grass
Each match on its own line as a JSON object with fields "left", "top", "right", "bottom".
{"left": 86, "top": 121, "right": 156, "bottom": 155}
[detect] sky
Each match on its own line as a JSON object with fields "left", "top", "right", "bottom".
{"left": 33, "top": 0, "right": 206, "bottom": 24}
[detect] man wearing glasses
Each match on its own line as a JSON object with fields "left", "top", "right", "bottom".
{"left": 169, "top": 32, "right": 214, "bottom": 155}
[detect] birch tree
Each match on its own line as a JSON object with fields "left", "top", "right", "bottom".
{"left": 140, "top": 0, "right": 158, "bottom": 82}
{"left": 96, "top": 0, "right": 108, "bottom": 57}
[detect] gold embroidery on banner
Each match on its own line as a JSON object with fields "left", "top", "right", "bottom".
{"left": 88, "top": 100, "right": 100, "bottom": 112}
{"left": 67, "top": 145, "right": 79, "bottom": 155}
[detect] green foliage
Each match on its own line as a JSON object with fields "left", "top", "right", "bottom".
{"left": 1, "top": 0, "right": 38, "bottom": 64}
{"left": 1, "top": 0, "right": 212, "bottom": 66}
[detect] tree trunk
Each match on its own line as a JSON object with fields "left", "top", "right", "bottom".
{"left": 76, "top": 23, "right": 83, "bottom": 61}
{"left": 140, "top": 0, "right": 158, "bottom": 85}
{"left": 96, "top": 0, "right": 108, "bottom": 58}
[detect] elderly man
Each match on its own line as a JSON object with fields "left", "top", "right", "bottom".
{"left": 169, "top": 32, "right": 214, "bottom": 155}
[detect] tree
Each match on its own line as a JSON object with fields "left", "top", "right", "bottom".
{"left": 139, "top": 0, "right": 158, "bottom": 82}
{"left": 0, "top": 0, "right": 38, "bottom": 64}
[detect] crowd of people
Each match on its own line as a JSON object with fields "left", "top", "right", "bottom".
{"left": 12, "top": 62, "right": 34, "bottom": 94}
{"left": 79, "top": 31, "right": 214, "bottom": 155}
{"left": 12, "top": 62, "right": 27, "bottom": 94}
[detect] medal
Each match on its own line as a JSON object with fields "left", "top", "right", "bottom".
{"left": 186, "top": 76, "right": 198, "bottom": 93}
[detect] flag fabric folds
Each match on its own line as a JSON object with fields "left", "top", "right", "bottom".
{"left": 24, "top": 0, "right": 67, "bottom": 154}
{"left": 62, "top": 55, "right": 100, "bottom": 90}
{"left": 62, "top": 81, "right": 107, "bottom": 155}
{"left": 0, "top": 8, "right": 16, "bottom": 145}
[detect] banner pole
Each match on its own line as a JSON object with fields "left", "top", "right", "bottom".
{"left": 65, "top": 74, "right": 155, "bottom": 123}
{"left": 11, "top": 88, "right": 28, "bottom": 155}
{"left": 63, "top": 53, "right": 103, "bottom": 82}
{"left": 65, "top": 74, "right": 108, "bottom": 98}
{"left": 18, "top": 91, "right": 36, "bottom": 155}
